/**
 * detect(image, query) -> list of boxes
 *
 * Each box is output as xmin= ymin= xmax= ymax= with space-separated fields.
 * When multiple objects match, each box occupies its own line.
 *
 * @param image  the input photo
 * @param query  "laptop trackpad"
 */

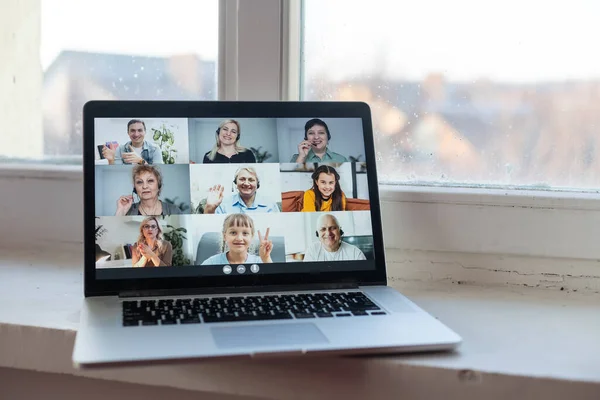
xmin=212 ymin=323 xmax=329 ymax=349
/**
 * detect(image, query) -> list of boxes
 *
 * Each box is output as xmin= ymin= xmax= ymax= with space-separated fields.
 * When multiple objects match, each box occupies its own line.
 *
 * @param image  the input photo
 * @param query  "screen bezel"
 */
xmin=84 ymin=101 xmax=387 ymax=296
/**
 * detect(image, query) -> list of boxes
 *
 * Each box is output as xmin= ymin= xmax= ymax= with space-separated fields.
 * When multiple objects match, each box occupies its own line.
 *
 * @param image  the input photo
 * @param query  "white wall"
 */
xmin=95 ymin=165 xmax=191 ymax=216
xmin=283 ymin=211 xmax=373 ymax=256
xmin=357 ymin=172 xmax=369 ymax=199
xmin=280 ymin=213 xmax=311 ymax=255
xmin=279 ymin=163 xmax=363 ymax=199
xmin=190 ymin=213 xmax=286 ymax=261
xmin=96 ymin=216 xmax=140 ymax=260
xmin=94 ymin=118 xmax=190 ymax=163
xmin=188 ymin=118 xmax=280 ymax=163
xmin=189 ymin=163 xmax=281 ymax=210
xmin=276 ymin=118 xmax=365 ymax=162
xmin=178 ymin=215 xmax=196 ymax=264
xmin=2 ymin=0 xmax=42 ymax=158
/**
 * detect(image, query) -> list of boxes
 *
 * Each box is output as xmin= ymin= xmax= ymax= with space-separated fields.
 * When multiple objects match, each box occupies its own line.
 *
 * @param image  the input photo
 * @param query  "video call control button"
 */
xmin=250 ymin=264 xmax=260 ymax=273
xmin=222 ymin=265 xmax=232 ymax=275
xmin=237 ymin=265 xmax=246 ymax=274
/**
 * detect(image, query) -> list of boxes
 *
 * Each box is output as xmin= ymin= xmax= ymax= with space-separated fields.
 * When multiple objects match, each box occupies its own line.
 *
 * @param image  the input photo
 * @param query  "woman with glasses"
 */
xmin=132 ymin=216 xmax=173 ymax=267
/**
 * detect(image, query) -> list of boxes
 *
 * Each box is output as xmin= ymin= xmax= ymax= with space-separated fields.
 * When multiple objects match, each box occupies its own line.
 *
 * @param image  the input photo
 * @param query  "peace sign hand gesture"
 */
xmin=258 ymin=228 xmax=273 ymax=263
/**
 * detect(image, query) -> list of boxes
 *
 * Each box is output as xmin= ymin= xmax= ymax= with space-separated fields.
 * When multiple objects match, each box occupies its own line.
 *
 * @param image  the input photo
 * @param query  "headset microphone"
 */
xmin=132 ymin=188 xmax=140 ymax=204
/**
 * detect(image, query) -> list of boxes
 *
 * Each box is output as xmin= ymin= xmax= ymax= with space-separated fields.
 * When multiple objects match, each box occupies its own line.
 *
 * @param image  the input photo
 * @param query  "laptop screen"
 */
xmin=93 ymin=115 xmax=377 ymax=280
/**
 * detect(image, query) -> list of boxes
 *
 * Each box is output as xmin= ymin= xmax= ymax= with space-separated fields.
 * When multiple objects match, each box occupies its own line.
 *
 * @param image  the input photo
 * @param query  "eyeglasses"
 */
xmin=143 ymin=224 xmax=158 ymax=230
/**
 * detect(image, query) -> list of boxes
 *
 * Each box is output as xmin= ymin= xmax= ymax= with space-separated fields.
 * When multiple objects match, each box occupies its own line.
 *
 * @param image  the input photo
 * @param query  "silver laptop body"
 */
xmin=73 ymin=101 xmax=461 ymax=368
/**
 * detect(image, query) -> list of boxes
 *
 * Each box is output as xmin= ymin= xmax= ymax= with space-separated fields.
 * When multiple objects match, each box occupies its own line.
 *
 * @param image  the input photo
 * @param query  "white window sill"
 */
xmin=1 ymin=248 xmax=599 ymax=398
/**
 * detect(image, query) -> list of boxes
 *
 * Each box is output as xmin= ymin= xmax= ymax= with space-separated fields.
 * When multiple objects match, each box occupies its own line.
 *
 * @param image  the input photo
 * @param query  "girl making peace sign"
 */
xmin=201 ymin=214 xmax=273 ymax=265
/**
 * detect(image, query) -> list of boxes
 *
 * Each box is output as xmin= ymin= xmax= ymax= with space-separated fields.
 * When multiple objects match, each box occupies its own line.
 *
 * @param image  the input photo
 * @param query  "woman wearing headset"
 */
xmin=290 ymin=118 xmax=348 ymax=163
xmin=203 ymin=120 xmax=257 ymax=163
xmin=115 ymin=165 xmax=182 ymax=216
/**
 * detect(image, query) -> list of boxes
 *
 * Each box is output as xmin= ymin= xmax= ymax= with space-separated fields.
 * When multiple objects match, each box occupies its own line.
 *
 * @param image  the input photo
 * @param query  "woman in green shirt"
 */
xmin=290 ymin=119 xmax=348 ymax=163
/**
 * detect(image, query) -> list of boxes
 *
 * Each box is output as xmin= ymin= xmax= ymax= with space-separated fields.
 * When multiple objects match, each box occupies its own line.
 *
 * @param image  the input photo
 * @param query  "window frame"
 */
xmin=2 ymin=0 xmax=600 ymax=265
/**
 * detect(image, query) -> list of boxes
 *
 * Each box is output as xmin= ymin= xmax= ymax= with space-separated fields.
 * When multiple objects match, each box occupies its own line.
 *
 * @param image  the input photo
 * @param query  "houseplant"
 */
xmin=95 ymin=217 xmax=107 ymax=240
xmin=95 ymin=217 xmax=110 ymax=261
xmin=152 ymin=124 xmax=177 ymax=164
xmin=250 ymin=146 xmax=272 ymax=163
xmin=163 ymin=197 xmax=190 ymax=213
xmin=163 ymin=225 xmax=191 ymax=266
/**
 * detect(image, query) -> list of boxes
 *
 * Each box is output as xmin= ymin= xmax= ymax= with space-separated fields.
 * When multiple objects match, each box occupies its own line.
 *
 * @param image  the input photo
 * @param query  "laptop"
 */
xmin=73 ymin=100 xmax=461 ymax=368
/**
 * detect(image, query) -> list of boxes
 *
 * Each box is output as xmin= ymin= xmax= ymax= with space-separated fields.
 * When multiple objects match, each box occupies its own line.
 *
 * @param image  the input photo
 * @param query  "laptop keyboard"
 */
xmin=122 ymin=292 xmax=386 ymax=327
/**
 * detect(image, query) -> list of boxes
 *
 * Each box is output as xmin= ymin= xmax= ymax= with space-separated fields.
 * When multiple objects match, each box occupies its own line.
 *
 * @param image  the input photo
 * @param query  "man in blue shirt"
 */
xmin=101 ymin=119 xmax=164 ymax=165
xmin=203 ymin=167 xmax=280 ymax=214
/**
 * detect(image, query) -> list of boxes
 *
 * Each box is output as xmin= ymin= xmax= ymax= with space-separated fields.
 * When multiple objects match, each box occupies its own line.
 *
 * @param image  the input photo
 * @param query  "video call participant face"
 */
xmin=134 ymin=170 xmax=160 ymax=201
xmin=140 ymin=217 xmax=161 ymax=242
xmin=128 ymin=121 xmax=146 ymax=147
xmin=302 ymin=165 xmax=345 ymax=212
xmin=219 ymin=214 xmax=273 ymax=264
xmin=224 ymin=218 xmax=254 ymax=255
xmin=203 ymin=167 xmax=263 ymax=214
xmin=235 ymin=168 xmax=259 ymax=198
xmin=294 ymin=118 xmax=349 ymax=163
xmin=116 ymin=165 xmax=166 ymax=216
xmin=305 ymin=122 xmax=329 ymax=153
xmin=217 ymin=121 xmax=240 ymax=147
xmin=317 ymin=214 xmax=342 ymax=251
xmin=315 ymin=171 xmax=337 ymax=199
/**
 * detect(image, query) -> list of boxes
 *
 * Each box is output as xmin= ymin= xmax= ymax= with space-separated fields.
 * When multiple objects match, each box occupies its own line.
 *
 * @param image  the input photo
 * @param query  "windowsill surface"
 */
xmin=1 ymin=247 xmax=599 ymax=399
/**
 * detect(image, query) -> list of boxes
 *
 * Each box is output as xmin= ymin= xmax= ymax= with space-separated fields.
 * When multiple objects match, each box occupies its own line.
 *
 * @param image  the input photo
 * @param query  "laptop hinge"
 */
xmin=118 ymin=283 xmax=360 ymax=298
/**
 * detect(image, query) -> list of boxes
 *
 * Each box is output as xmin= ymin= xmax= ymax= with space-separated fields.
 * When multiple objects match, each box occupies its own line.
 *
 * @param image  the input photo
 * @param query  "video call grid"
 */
xmin=94 ymin=117 xmax=375 ymax=270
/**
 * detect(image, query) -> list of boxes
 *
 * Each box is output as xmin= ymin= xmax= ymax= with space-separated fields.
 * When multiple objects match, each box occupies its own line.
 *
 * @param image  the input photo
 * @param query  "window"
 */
xmin=301 ymin=0 xmax=600 ymax=190
xmin=2 ymin=0 xmax=218 ymax=164
xmin=3 ymin=0 xmax=600 ymax=263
